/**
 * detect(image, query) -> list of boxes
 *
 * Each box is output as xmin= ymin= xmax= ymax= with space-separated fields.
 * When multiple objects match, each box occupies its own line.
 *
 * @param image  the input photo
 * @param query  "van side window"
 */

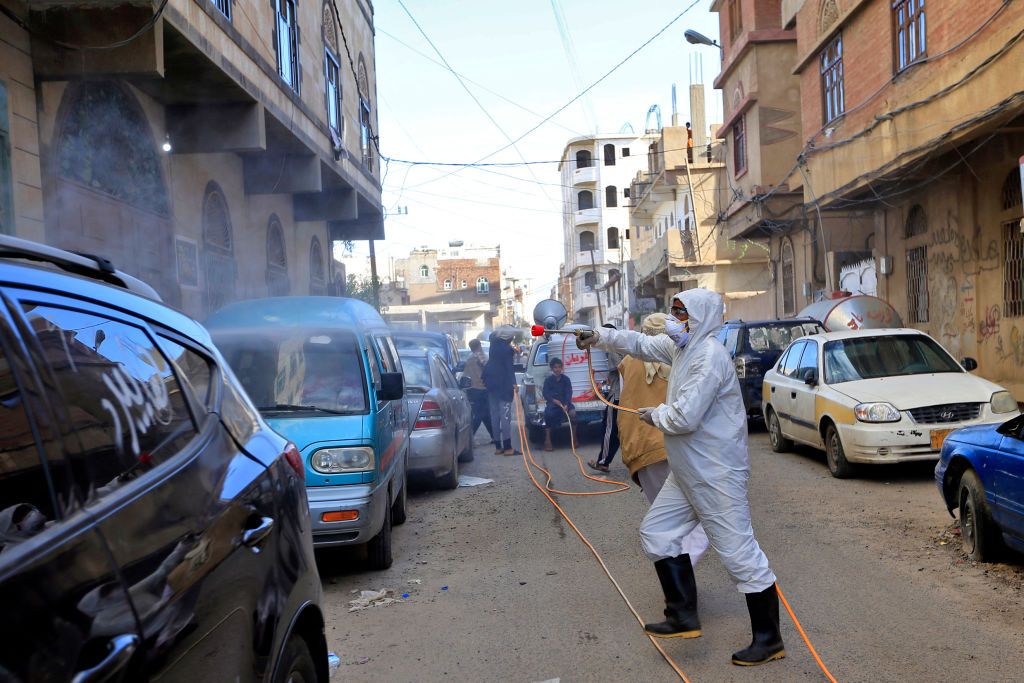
xmin=22 ymin=305 xmax=198 ymax=503
xmin=365 ymin=343 xmax=381 ymax=388
xmin=0 ymin=340 xmax=58 ymax=548
xmin=373 ymin=336 xmax=398 ymax=374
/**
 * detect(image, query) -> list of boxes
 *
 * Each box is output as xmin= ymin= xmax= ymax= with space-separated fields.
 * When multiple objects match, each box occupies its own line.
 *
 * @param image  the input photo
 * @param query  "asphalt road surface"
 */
xmin=317 ymin=424 xmax=1024 ymax=682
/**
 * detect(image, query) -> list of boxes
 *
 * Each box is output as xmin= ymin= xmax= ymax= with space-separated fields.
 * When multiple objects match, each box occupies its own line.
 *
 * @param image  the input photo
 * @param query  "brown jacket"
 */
xmin=616 ymin=356 xmax=668 ymax=480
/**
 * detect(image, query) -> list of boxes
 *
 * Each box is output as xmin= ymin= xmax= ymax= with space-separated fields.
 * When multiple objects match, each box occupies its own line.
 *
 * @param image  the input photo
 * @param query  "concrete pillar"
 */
xmin=689 ymin=84 xmax=707 ymax=149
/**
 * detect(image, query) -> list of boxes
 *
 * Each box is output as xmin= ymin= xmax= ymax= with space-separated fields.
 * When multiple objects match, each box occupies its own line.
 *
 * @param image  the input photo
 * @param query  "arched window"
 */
xmin=579 ymin=230 xmax=595 ymax=251
xmin=605 ymin=185 xmax=618 ymax=208
xmin=607 ymin=227 xmax=620 ymax=249
xmin=577 ymin=190 xmax=594 ymax=211
xmin=1002 ymin=168 xmax=1023 ymax=212
xmin=266 ymin=215 xmax=289 ymax=296
xmin=357 ymin=54 xmax=373 ymax=170
xmin=202 ymin=181 xmax=236 ymax=314
xmin=781 ymin=238 xmax=795 ymax=316
xmin=603 ymin=143 xmax=616 ymax=166
xmin=443 ymin=278 xmax=453 ymax=290
xmin=323 ymin=3 xmax=342 ymax=135
xmin=309 ymin=236 xmax=326 ymax=295
xmin=575 ymin=149 xmax=592 ymax=169
xmin=905 ymin=204 xmax=927 ymax=238
xmin=420 ymin=264 xmax=430 ymax=278
xmin=584 ymin=271 xmax=597 ymax=289
xmin=609 ymin=269 xmax=621 ymax=303
xmin=476 ymin=276 xmax=489 ymax=293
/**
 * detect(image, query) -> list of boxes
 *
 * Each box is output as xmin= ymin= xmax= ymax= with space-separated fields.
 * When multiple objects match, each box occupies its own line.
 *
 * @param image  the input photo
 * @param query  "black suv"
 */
xmin=716 ymin=318 xmax=824 ymax=421
xmin=0 ymin=236 xmax=329 ymax=682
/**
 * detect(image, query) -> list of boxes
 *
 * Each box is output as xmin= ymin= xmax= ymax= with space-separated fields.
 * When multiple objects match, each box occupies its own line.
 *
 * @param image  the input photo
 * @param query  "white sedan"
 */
xmin=761 ymin=328 xmax=1019 ymax=478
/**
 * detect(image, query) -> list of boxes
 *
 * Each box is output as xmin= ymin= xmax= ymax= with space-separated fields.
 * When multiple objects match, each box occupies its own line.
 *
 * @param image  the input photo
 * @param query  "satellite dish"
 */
xmin=532 ymin=299 xmax=568 ymax=331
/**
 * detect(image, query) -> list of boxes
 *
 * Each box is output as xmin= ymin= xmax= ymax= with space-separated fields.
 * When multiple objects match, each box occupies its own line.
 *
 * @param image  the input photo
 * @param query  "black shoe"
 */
xmin=731 ymin=584 xmax=786 ymax=666
xmin=643 ymin=555 xmax=701 ymax=639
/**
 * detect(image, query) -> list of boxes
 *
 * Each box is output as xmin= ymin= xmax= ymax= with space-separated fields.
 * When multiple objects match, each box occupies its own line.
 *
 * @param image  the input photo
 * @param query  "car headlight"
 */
xmin=991 ymin=391 xmax=1018 ymax=414
xmin=310 ymin=447 xmax=375 ymax=473
xmin=854 ymin=402 xmax=901 ymax=423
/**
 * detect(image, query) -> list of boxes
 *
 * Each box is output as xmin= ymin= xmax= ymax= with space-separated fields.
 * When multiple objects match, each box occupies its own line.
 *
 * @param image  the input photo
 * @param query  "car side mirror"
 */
xmin=962 ymin=357 xmax=978 ymax=372
xmin=378 ymin=372 xmax=404 ymax=401
xmin=513 ymin=363 xmax=526 ymax=373
xmin=803 ymin=369 xmax=818 ymax=386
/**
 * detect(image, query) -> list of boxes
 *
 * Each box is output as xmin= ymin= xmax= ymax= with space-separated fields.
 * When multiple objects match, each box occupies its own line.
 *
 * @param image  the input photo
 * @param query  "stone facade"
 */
xmin=0 ymin=0 xmax=383 ymax=319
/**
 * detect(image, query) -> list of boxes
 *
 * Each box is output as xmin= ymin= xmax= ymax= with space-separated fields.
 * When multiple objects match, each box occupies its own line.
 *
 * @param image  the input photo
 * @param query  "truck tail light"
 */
xmin=415 ymin=400 xmax=444 ymax=429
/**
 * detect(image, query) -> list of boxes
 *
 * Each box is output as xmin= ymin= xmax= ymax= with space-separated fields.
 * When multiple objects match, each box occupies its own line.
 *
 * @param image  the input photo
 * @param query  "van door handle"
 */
xmin=241 ymin=516 xmax=275 ymax=550
xmin=770 ymin=387 xmax=775 ymax=393
xmin=72 ymin=634 xmax=139 ymax=683
xmin=791 ymin=391 xmax=797 ymax=399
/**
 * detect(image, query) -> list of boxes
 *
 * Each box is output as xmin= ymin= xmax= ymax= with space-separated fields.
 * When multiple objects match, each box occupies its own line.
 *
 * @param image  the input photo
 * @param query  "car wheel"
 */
xmin=366 ymin=499 xmax=393 ymax=570
xmin=824 ymin=423 xmax=855 ymax=478
xmin=767 ymin=408 xmax=792 ymax=453
xmin=458 ymin=426 xmax=475 ymax=463
xmin=437 ymin=447 xmax=459 ymax=490
xmin=391 ymin=476 xmax=408 ymax=526
xmin=273 ymin=635 xmax=317 ymax=683
xmin=959 ymin=469 xmax=1001 ymax=562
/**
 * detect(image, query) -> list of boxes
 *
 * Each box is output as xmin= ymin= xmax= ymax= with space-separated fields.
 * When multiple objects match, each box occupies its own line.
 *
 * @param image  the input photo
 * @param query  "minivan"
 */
xmin=207 ymin=297 xmax=409 ymax=569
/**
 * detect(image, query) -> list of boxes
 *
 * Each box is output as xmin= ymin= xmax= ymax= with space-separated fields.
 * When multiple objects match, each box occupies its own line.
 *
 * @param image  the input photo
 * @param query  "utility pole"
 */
xmin=589 ymin=249 xmax=605 ymax=326
xmin=369 ymin=239 xmax=380 ymax=310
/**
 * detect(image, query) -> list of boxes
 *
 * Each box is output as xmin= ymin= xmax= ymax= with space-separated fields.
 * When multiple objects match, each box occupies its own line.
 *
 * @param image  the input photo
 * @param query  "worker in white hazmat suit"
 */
xmin=577 ymin=288 xmax=784 ymax=666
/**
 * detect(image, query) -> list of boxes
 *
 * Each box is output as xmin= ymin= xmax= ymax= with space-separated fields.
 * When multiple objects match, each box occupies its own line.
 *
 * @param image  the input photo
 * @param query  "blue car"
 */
xmin=936 ymin=414 xmax=1024 ymax=561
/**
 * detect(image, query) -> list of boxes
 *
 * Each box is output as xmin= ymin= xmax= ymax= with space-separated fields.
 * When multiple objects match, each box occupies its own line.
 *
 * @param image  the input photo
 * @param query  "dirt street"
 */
xmin=318 ymin=426 xmax=1024 ymax=682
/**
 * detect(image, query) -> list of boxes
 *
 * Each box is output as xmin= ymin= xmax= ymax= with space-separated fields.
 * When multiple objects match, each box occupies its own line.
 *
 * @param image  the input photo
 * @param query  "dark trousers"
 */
xmin=466 ymin=388 xmax=493 ymax=441
xmin=596 ymin=401 xmax=620 ymax=466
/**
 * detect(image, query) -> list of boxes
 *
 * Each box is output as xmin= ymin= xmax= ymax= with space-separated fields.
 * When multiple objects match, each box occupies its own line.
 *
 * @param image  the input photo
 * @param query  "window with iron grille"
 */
xmin=781 ymin=239 xmax=795 ymax=316
xmin=905 ymin=204 xmax=927 ymax=237
xmin=906 ymin=246 xmax=929 ymax=323
xmin=733 ymin=114 xmax=747 ymax=176
xmin=1003 ymin=169 xmax=1024 ymax=317
xmin=893 ymin=0 xmax=926 ymax=72
xmin=275 ymin=0 xmax=299 ymax=92
xmin=728 ymin=0 xmax=743 ymax=41
xmin=211 ymin=0 xmax=231 ymax=20
xmin=357 ymin=56 xmax=373 ymax=171
xmin=820 ymin=34 xmax=844 ymax=124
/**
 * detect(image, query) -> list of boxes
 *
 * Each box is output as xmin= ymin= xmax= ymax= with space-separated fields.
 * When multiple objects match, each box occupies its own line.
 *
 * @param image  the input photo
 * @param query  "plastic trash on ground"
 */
xmin=458 ymin=475 xmax=494 ymax=487
xmin=347 ymin=589 xmax=403 ymax=612
xmin=327 ymin=652 xmax=341 ymax=678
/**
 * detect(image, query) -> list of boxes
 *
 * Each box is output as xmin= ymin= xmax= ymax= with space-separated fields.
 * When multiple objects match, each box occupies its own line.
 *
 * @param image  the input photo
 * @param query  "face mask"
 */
xmin=665 ymin=317 xmax=690 ymax=348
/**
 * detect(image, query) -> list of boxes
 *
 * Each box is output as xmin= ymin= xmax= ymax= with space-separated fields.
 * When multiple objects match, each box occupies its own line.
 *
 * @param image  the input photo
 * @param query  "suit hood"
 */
xmin=674 ymin=289 xmax=724 ymax=348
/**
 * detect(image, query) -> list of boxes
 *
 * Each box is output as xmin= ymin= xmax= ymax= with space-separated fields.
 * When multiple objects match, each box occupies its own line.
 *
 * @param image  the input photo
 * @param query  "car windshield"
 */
xmin=212 ymin=328 xmax=368 ymax=414
xmin=823 ymin=334 xmax=963 ymax=383
xmin=394 ymin=335 xmax=447 ymax=358
xmin=401 ymin=356 xmax=432 ymax=389
xmin=532 ymin=343 xmax=549 ymax=366
xmin=746 ymin=323 xmax=823 ymax=352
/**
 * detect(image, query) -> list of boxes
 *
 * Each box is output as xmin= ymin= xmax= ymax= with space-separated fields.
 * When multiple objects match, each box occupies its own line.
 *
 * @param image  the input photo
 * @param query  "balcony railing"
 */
xmin=574 ymin=208 xmax=600 ymax=226
xmin=572 ymin=166 xmax=598 ymax=186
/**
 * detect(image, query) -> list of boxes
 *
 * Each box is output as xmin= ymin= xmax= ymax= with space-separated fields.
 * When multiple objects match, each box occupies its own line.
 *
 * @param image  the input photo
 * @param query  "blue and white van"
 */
xmin=206 ymin=297 xmax=409 ymax=569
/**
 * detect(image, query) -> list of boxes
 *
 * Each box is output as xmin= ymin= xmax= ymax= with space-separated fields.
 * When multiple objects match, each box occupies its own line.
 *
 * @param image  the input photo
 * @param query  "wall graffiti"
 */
xmin=978 ymin=305 xmax=1001 ymax=343
xmin=996 ymin=326 xmax=1024 ymax=366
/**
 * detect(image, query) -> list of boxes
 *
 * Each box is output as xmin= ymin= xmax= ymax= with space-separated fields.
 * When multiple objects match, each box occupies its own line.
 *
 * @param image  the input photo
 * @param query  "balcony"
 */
xmin=574 ymin=208 xmax=600 ymax=226
xmin=572 ymin=166 xmax=597 ymax=186
xmin=575 ymin=249 xmax=605 ymax=264
xmin=574 ymin=290 xmax=599 ymax=312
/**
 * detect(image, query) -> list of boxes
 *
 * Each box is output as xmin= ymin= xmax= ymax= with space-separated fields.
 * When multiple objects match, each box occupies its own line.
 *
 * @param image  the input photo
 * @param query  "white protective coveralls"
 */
xmin=596 ymin=289 xmax=776 ymax=593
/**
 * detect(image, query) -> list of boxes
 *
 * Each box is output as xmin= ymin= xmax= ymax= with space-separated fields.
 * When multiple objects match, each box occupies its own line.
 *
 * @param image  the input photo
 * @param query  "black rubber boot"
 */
xmin=731 ymin=584 xmax=786 ymax=666
xmin=643 ymin=555 xmax=701 ymax=638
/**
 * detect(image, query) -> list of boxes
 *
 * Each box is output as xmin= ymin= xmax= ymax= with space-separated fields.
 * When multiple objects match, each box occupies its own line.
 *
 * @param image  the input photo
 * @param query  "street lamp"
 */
xmin=684 ymin=29 xmax=723 ymax=59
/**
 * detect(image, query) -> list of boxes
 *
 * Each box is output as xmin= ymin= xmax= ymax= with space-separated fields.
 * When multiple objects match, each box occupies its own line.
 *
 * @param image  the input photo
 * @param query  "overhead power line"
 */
xmin=404 ymin=0 xmax=704 ymax=191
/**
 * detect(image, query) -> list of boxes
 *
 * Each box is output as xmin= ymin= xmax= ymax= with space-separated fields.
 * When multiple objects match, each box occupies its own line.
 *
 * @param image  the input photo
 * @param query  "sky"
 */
xmin=348 ymin=0 xmax=723 ymax=315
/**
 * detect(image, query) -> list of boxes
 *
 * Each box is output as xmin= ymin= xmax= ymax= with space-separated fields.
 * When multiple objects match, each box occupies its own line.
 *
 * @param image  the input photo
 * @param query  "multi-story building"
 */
xmin=783 ymin=0 xmax=1024 ymax=397
xmin=558 ymin=133 xmax=656 ymax=329
xmin=629 ymin=118 xmax=771 ymax=320
xmin=0 ymin=0 xmax=383 ymax=319
xmin=386 ymin=244 xmax=502 ymax=343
